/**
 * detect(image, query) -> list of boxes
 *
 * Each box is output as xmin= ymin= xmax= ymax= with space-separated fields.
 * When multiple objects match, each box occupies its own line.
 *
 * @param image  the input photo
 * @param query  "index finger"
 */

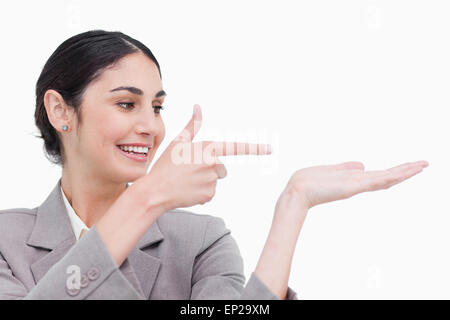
xmin=205 ymin=141 xmax=273 ymax=156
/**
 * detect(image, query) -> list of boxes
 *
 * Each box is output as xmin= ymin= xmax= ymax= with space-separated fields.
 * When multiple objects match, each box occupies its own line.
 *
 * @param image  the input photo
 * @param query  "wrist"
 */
xmin=128 ymin=179 xmax=172 ymax=217
xmin=275 ymin=186 xmax=310 ymax=218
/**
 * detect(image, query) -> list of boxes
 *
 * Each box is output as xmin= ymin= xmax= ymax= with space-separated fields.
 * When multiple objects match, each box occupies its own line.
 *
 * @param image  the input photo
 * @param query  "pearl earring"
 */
xmin=62 ymin=125 xmax=69 ymax=131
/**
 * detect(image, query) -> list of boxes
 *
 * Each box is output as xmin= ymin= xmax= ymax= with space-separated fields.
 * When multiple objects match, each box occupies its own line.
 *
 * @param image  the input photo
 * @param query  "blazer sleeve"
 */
xmin=0 ymin=225 xmax=144 ymax=300
xmin=190 ymin=216 xmax=298 ymax=300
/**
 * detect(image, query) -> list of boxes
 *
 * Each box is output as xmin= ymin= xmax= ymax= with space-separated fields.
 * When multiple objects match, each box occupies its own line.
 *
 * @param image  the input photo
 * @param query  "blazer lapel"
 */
xmin=26 ymin=178 xmax=165 ymax=299
xmin=26 ymin=178 xmax=77 ymax=283
xmin=127 ymin=220 xmax=164 ymax=299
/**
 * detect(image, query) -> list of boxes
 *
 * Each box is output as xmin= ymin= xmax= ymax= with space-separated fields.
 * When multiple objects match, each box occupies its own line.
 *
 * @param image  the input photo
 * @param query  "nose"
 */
xmin=135 ymin=105 xmax=162 ymax=137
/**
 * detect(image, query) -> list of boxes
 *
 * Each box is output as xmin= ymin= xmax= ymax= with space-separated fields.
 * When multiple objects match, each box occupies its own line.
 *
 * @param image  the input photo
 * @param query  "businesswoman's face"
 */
xmin=57 ymin=52 xmax=166 ymax=183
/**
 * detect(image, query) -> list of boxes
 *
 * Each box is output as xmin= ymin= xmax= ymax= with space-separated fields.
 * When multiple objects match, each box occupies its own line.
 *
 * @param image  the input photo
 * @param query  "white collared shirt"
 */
xmin=60 ymin=183 xmax=130 ymax=241
xmin=60 ymin=186 xmax=89 ymax=241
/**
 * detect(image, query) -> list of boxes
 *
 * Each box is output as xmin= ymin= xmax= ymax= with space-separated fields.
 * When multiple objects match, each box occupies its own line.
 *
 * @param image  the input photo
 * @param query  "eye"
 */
xmin=153 ymin=105 xmax=165 ymax=114
xmin=117 ymin=102 xmax=135 ymax=110
xmin=117 ymin=102 xmax=164 ymax=114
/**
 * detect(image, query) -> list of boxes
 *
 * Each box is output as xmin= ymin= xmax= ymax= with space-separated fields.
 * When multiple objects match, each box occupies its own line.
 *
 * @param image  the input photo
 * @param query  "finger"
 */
xmin=386 ymin=162 xmax=427 ymax=187
xmin=174 ymin=104 xmax=202 ymax=143
xmin=214 ymin=162 xmax=228 ymax=179
xmin=386 ymin=160 xmax=429 ymax=173
xmin=335 ymin=161 xmax=365 ymax=171
xmin=361 ymin=162 xmax=427 ymax=192
xmin=201 ymin=141 xmax=272 ymax=156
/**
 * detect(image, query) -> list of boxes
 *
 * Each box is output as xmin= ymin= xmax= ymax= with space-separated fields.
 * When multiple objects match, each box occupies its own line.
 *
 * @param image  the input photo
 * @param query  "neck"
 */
xmin=60 ymin=166 xmax=128 ymax=228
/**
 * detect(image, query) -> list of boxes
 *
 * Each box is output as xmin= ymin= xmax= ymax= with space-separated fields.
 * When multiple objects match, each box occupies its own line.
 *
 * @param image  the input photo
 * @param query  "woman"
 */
xmin=0 ymin=30 xmax=428 ymax=300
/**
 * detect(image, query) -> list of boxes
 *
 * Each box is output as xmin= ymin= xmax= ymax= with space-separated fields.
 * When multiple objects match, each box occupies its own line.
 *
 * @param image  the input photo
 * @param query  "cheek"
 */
xmin=155 ymin=121 xmax=166 ymax=147
xmin=89 ymin=113 xmax=126 ymax=151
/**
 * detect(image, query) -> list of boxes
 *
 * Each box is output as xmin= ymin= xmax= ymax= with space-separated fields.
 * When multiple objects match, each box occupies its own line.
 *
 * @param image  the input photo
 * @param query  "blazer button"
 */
xmin=87 ymin=267 xmax=100 ymax=281
xmin=65 ymin=286 xmax=80 ymax=297
xmin=80 ymin=274 xmax=89 ymax=288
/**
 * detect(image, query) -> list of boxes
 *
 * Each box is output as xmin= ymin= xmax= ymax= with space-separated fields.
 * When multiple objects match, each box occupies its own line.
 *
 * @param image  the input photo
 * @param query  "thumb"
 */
xmin=174 ymin=104 xmax=203 ymax=143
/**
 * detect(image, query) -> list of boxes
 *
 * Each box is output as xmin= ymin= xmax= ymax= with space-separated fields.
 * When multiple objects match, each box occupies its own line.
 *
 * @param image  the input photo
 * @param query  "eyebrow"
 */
xmin=109 ymin=86 xmax=166 ymax=98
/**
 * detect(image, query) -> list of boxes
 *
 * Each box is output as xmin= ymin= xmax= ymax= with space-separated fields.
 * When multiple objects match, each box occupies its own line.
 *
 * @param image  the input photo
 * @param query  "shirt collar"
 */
xmin=59 ymin=183 xmax=130 ymax=241
xmin=60 ymin=185 xmax=89 ymax=241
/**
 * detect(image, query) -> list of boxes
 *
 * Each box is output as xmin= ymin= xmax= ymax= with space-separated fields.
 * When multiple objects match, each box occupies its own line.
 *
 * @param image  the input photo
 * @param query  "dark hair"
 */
xmin=34 ymin=29 xmax=162 ymax=166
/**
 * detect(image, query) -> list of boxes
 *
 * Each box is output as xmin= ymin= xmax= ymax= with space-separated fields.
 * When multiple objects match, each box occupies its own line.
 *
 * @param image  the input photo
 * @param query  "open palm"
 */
xmin=283 ymin=161 xmax=429 ymax=210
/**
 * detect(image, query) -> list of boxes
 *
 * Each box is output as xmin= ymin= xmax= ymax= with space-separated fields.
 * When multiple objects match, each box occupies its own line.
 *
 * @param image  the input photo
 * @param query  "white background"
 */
xmin=0 ymin=0 xmax=448 ymax=299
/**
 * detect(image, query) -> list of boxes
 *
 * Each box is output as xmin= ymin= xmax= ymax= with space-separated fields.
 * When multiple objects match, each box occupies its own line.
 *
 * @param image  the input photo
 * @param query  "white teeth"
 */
xmin=119 ymin=145 xmax=149 ymax=153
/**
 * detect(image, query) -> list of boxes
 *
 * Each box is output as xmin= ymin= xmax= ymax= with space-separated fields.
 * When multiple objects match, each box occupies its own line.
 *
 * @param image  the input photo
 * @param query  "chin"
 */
xmin=127 ymin=169 xmax=148 ymax=181
xmin=109 ymin=167 xmax=146 ymax=184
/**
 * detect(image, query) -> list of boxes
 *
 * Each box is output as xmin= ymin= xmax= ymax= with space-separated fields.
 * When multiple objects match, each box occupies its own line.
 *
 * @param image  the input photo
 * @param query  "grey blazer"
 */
xmin=0 ymin=178 xmax=298 ymax=300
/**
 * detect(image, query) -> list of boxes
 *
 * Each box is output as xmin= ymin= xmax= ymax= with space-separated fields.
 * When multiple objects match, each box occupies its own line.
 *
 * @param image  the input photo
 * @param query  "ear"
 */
xmin=43 ymin=89 xmax=76 ymax=133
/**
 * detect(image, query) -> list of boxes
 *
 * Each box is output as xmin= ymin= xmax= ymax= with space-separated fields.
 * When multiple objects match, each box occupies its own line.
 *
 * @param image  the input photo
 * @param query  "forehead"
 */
xmin=87 ymin=52 xmax=162 ymax=96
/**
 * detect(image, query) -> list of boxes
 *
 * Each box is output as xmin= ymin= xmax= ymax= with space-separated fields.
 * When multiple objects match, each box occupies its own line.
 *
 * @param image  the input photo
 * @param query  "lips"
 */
xmin=117 ymin=145 xmax=148 ymax=154
xmin=116 ymin=145 xmax=149 ymax=162
xmin=116 ymin=143 xmax=153 ymax=148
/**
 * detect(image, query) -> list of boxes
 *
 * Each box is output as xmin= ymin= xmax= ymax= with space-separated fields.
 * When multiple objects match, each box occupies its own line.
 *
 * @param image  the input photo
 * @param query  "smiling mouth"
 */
xmin=116 ymin=145 xmax=151 ymax=162
xmin=116 ymin=145 xmax=150 ymax=156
